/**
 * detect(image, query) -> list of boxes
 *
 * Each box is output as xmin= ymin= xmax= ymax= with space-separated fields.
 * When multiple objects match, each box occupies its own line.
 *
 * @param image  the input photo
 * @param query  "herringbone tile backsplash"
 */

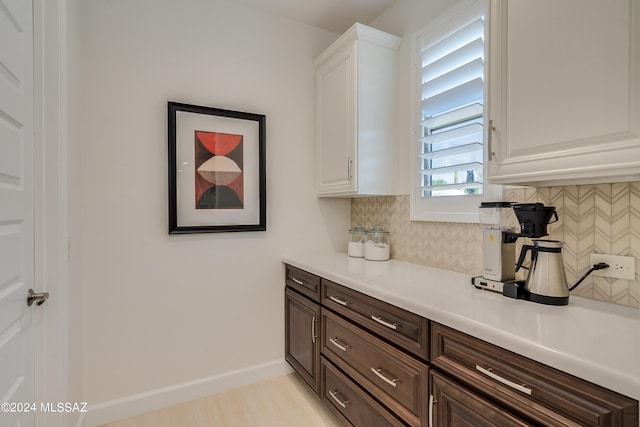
xmin=352 ymin=183 xmax=640 ymax=307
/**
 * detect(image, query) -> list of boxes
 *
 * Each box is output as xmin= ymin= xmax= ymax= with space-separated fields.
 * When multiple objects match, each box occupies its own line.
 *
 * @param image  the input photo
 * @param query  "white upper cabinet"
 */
xmin=488 ymin=0 xmax=640 ymax=185
xmin=314 ymin=24 xmax=401 ymax=197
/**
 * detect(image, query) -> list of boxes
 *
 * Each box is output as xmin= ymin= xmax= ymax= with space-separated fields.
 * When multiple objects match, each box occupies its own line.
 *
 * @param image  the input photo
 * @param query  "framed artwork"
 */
xmin=168 ymin=101 xmax=266 ymax=234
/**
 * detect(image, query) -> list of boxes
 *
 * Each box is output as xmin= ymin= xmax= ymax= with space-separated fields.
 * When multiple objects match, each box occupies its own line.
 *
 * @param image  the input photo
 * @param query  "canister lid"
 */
xmin=348 ymin=224 xmax=366 ymax=233
xmin=367 ymin=224 xmax=389 ymax=235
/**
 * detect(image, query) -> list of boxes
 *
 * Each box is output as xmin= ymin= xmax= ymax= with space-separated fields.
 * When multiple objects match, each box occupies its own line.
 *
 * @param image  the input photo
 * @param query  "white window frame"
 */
xmin=409 ymin=0 xmax=501 ymax=223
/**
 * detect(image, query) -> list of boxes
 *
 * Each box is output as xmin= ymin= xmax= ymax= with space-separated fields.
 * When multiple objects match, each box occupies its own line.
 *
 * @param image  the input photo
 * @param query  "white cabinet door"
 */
xmin=315 ymin=24 xmax=400 ymax=197
xmin=316 ymin=44 xmax=356 ymax=195
xmin=488 ymin=0 xmax=640 ymax=185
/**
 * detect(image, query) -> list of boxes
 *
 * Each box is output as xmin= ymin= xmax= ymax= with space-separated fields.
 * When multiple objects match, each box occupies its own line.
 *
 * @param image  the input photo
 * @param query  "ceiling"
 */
xmin=233 ymin=0 xmax=397 ymax=34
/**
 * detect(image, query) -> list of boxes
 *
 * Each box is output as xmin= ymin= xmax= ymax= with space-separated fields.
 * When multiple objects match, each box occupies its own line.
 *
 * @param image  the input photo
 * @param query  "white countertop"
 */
xmin=282 ymin=252 xmax=640 ymax=401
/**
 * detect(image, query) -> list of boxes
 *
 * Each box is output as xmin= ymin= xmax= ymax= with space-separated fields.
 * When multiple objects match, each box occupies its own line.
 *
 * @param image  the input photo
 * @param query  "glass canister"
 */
xmin=364 ymin=224 xmax=390 ymax=261
xmin=347 ymin=224 xmax=367 ymax=257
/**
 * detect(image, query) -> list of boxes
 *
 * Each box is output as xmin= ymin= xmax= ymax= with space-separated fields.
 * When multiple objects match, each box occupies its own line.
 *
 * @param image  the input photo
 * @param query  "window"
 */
xmin=410 ymin=0 xmax=500 ymax=223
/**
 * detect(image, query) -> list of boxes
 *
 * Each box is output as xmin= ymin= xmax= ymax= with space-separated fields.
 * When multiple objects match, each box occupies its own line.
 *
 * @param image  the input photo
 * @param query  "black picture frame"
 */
xmin=168 ymin=101 xmax=266 ymax=234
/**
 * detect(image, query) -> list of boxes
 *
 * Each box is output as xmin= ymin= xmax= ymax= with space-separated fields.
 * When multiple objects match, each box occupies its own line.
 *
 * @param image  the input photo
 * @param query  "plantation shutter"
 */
xmin=419 ymin=13 xmax=485 ymax=197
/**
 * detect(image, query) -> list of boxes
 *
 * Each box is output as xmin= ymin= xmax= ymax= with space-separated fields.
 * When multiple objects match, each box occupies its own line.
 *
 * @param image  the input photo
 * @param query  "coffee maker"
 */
xmin=474 ymin=202 xmax=517 ymax=292
xmin=473 ymin=202 xmax=558 ymax=295
xmin=474 ymin=202 xmax=606 ymax=305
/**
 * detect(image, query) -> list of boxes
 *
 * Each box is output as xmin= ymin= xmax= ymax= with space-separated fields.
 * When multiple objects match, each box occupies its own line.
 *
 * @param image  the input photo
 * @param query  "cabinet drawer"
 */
xmin=322 ymin=279 xmax=429 ymax=360
xmin=321 ymin=357 xmax=407 ymax=427
xmin=431 ymin=322 xmax=639 ymax=427
xmin=322 ymin=309 xmax=428 ymax=427
xmin=429 ymin=370 xmax=533 ymax=427
xmin=285 ymin=264 xmax=321 ymax=302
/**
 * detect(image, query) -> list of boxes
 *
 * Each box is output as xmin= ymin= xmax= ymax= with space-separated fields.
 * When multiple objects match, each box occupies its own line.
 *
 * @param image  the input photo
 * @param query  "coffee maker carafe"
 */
xmin=515 ymin=239 xmax=569 ymax=305
xmin=508 ymin=203 xmax=574 ymax=305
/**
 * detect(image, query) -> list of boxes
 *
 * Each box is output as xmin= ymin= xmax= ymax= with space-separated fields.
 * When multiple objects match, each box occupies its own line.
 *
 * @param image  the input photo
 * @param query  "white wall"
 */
xmin=371 ymin=0 xmax=466 ymax=194
xmin=72 ymin=0 xmax=349 ymax=405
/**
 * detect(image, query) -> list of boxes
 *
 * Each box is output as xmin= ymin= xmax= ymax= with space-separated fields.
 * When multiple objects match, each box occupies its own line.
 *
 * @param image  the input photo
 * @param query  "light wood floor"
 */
xmin=100 ymin=374 xmax=343 ymax=427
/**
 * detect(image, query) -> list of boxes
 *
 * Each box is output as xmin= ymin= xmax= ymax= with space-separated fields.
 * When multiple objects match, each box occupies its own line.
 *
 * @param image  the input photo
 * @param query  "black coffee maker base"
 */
xmin=527 ymin=292 xmax=569 ymax=306
xmin=502 ymin=281 xmax=569 ymax=306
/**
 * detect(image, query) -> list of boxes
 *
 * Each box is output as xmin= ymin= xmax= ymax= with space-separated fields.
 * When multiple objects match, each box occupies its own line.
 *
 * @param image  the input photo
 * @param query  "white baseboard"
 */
xmin=77 ymin=359 xmax=293 ymax=427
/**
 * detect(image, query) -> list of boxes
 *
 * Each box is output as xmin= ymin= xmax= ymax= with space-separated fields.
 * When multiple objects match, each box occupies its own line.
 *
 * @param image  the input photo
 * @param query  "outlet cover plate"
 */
xmin=589 ymin=253 xmax=636 ymax=280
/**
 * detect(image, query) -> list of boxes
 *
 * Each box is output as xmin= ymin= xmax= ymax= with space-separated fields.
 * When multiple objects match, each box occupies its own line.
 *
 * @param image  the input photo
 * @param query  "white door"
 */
xmin=0 ymin=0 xmax=37 ymax=426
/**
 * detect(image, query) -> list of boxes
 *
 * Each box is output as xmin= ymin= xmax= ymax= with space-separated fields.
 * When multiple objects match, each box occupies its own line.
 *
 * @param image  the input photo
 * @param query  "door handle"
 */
xmin=311 ymin=315 xmax=317 ymax=344
xmin=429 ymin=394 xmax=437 ymax=427
xmin=27 ymin=289 xmax=49 ymax=307
xmin=488 ymin=119 xmax=496 ymax=161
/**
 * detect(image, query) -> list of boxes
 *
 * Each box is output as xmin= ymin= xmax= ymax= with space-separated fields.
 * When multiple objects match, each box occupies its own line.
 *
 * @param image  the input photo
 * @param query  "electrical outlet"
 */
xmin=589 ymin=253 xmax=636 ymax=280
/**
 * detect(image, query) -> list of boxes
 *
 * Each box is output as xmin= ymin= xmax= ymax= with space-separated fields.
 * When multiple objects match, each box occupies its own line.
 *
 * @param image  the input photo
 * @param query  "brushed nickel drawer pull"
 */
xmin=329 ymin=337 xmax=349 ymax=352
xmin=329 ymin=295 xmax=348 ymax=306
xmin=291 ymin=277 xmax=305 ymax=286
xmin=311 ymin=316 xmax=317 ymax=344
xmin=371 ymin=368 xmax=397 ymax=387
xmin=329 ymin=390 xmax=349 ymax=408
xmin=476 ymin=365 xmax=532 ymax=395
xmin=429 ymin=394 xmax=437 ymax=427
xmin=371 ymin=315 xmax=398 ymax=330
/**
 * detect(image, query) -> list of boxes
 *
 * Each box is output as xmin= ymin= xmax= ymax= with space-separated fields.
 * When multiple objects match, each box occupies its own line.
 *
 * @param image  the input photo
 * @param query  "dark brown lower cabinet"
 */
xmin=322 ymin=357 xmax=407 ymax=427
xmin=430 ymin=322 xmax=639 ymax=427
xmin=429 ymin=370 xmax=532 ymax=427
xmin=285 ymin=287 xmax=320 ymax=395
xmin=322 ymin=308 xmax=429 ymax=427
xmin=284 ymin=265 xmax=639 ymax=427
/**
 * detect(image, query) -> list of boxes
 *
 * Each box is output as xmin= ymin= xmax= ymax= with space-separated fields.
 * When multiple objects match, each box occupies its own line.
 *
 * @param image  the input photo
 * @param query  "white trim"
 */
xmin=409 ymin=0 xmax=502 ymax=224
xmin=313 ymin=23 xmax=401 ymax=67
xmin=77 ymin=359 xmax=293 ymax=427
xmin=33 ymin=0 xmax=70 ymax=426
